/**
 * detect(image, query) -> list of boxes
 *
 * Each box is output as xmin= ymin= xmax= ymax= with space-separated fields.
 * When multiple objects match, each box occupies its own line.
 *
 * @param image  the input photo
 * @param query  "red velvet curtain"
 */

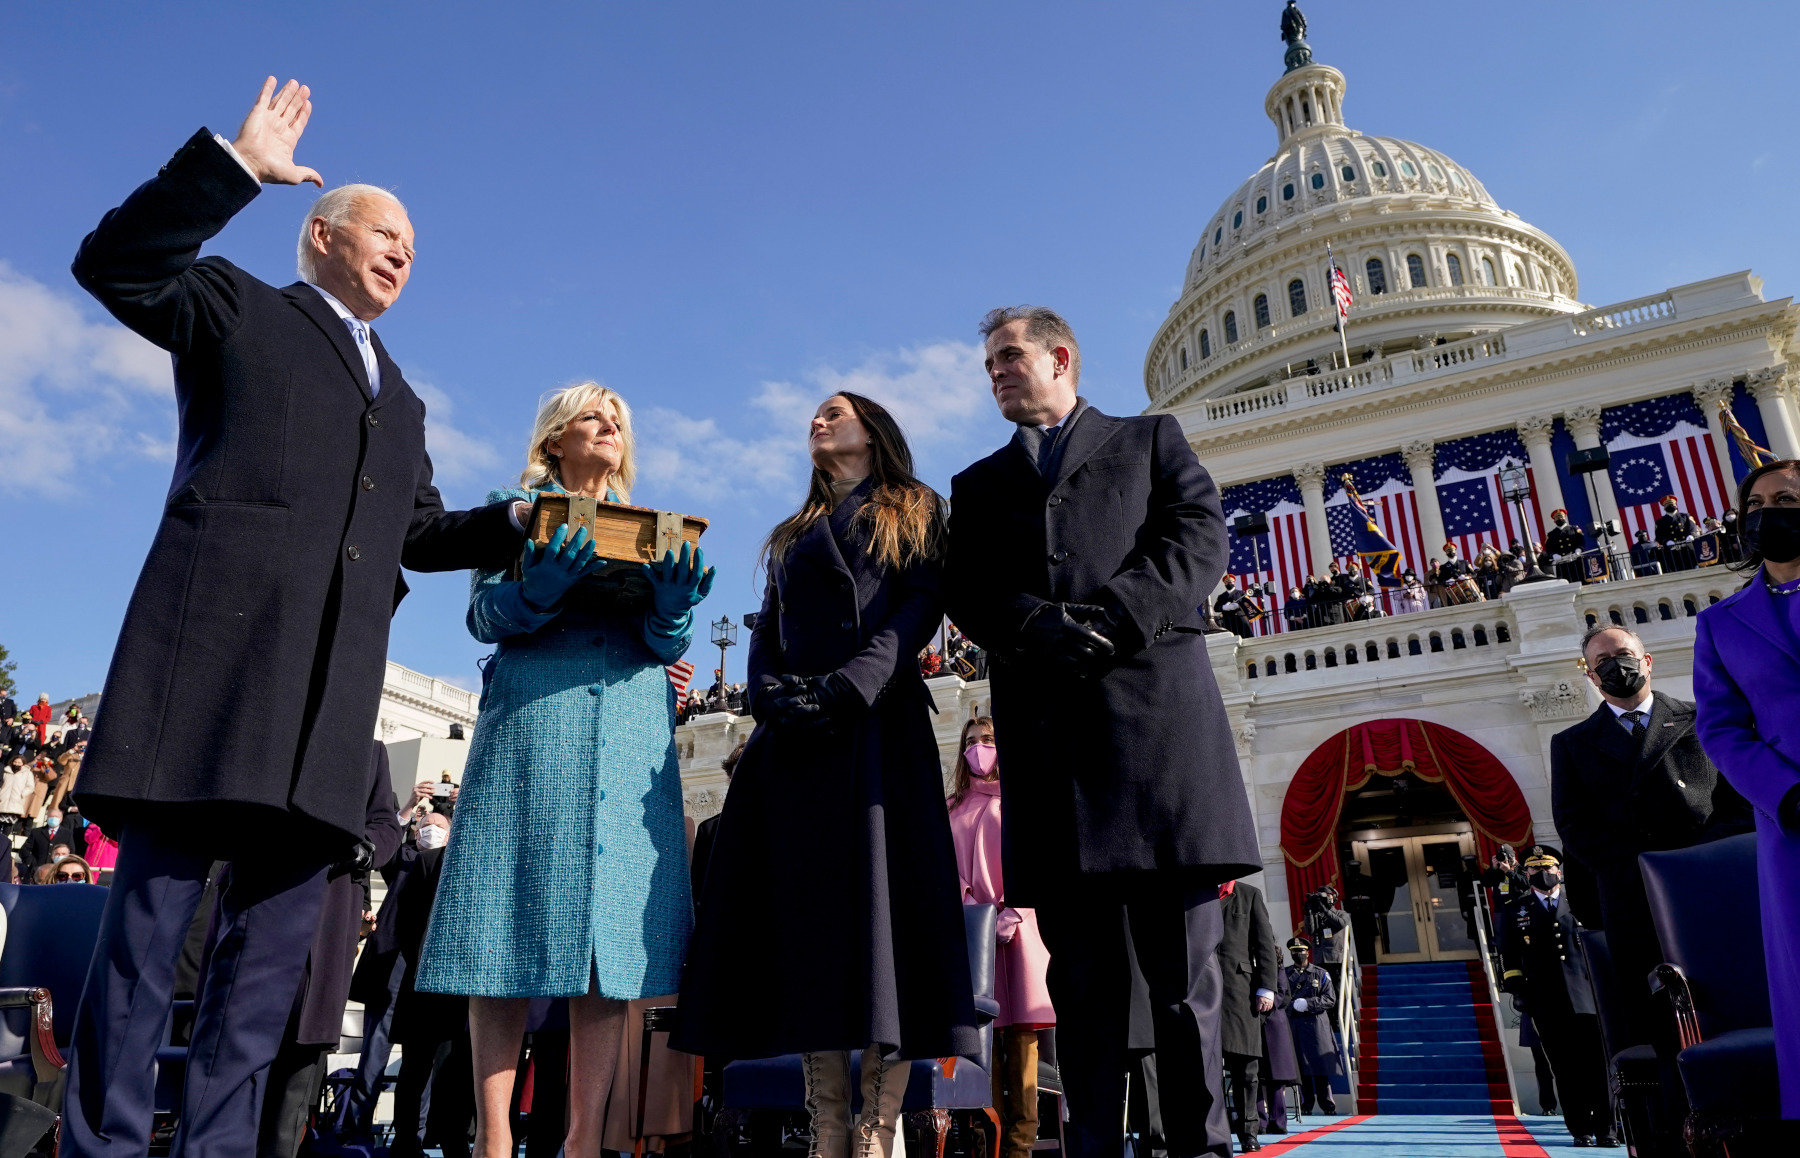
xmin=1279 ymin=718 xmax=1534 ymax=934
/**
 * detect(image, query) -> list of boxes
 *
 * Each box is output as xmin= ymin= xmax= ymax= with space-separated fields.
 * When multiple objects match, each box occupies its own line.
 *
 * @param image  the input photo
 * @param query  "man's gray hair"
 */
xmin=979 ymin=305 xmax=1081 ymax=382
xmin=1580 ymin=622 xmax=1643 ymax=659
xmin=296 ymin=184 xmax=405 ymax=282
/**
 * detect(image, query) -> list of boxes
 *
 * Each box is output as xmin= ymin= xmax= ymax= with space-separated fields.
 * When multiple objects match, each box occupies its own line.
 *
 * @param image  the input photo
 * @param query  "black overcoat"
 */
xmin=291 ymin=743 xmax=403 ymax=1045
xmin=1217 ymin=883 xmax=1279 ymax=1058
xmin=1283 ymin=964 xmax=1341 ymax=1076
xmin=348 ymin=841 xmax=421 ymax=1008
xmin=389 ymin=845 xmax=465 ymax=1046
xmin=69 ymin=129 xmax=520 ymax=849
xmin=1259 ymin=963 xmax=1299 ymax=1084
xmin=672 ymin=481 xmax=979 ymax=1061
xmin=1550 ymin=692 xmax=1752 ymax=1039
xmin=945 ymin=404 xmax=1258 ymax=904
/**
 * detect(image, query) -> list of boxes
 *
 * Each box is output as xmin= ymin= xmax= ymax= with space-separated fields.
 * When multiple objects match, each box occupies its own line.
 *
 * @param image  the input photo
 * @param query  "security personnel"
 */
xmin=1544 ymin=510 xmax=1588 ymax=582
xmin=1653 ymin=496 xmax=1698 ymax=572
xmin=1283 ymin=937 xmax=1341 ymax=1115
xmin=1215 ymin=575 xmax=1254 ymax=639
xmin=1499 ymin=852 xmax=1618 ymax=1148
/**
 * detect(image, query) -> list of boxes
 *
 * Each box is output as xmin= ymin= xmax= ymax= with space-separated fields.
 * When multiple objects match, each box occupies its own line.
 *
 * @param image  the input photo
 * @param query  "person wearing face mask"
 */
xmin=947 ymin=718 xmax=1054 ymax=1158
xmin=1551 ymin=624 xmax=1751 ymax=1056
xmin=1653 ymin=495 xmax=1699 ymax=572
xmin=1629 ymin=529 xmax=1663 ymax=576
xmin=1693 ymin=457 xmax=1800 ymax=1120
xmin=1499 ymin=851 xmax=1617 ymax=1147
xmin=1545 ymin=509 xmax=1588 ymax=582
xmin=1281 ymin=938 xmax=1340 ymax=1116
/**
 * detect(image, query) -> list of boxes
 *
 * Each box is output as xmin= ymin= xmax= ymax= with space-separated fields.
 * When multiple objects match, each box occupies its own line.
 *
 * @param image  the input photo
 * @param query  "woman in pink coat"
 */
xmin=946 ymin=717 xmax=1054 ymax=1158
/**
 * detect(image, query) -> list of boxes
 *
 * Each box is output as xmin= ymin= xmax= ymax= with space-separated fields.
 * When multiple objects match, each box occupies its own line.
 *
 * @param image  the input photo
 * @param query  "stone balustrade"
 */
xmin=1230 ymin=599 xmax=1519 ymax=689
xmin=1566 ymin=291 xmax=1675 ymax=337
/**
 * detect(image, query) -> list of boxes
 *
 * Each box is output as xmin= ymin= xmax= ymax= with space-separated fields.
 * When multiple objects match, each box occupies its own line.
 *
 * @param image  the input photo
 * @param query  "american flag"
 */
xmin=1223 ymin=476 xmax=1313 ymax=636
xmin=666 ymin=660 xmax=697 ymax=707
xmin=1327 ymin=244 xmax=1353 ymax=319
xmin=1603 ymin=394 xmax=1731 ymax=538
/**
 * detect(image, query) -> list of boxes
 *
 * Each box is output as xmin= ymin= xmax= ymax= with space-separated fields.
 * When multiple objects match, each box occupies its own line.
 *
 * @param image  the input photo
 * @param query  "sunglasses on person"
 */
xmin=54 ymin=869 xmax=88 ymax=883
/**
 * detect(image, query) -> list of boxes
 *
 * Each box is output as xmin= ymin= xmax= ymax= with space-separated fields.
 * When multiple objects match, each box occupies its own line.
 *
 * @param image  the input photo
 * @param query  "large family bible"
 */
xmin=513 ymin=492 xmax=709 ymax=613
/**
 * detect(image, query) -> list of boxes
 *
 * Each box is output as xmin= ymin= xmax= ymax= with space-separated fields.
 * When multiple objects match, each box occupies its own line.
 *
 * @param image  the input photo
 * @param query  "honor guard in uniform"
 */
xmin=1214 ymin=575 xmax=1254 ymax=639
xmin=1283 ymin=937 xmax=1342 ymax=1116
xmin=1544 ymin=509 xmax=1588 ymax=581
xmin=1499 ymin=852 xmax=1618 ymax=1148
xmin=1653 ymin=496 xmax=1698 ymax=572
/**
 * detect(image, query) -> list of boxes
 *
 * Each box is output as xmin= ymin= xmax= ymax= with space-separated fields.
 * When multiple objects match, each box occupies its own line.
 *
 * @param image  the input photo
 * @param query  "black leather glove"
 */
xmin=332 ymin=838 xmax=375 ymax=876
xmin=769 ymin=672 xmax=862 ymax=731
xmin=1018 ymin=603 xmax=1117 ymax=675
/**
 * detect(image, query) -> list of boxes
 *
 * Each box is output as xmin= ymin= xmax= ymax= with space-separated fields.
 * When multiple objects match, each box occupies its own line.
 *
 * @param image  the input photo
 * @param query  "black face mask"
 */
xmin=1552 ymin=518 xmax=1566 ymax=527
xmin=1593 ymin=654 xmax=1648 ymax=699
xmin=1745 ymin=507 xmax=1800 ymax=564
xmin=1529 ymin=869 xmax=1562 ymax=892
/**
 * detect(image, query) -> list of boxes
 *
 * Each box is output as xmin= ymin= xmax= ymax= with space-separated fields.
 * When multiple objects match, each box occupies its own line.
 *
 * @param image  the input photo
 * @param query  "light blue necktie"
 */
xmin=345 ymin=317 xmax=379 ymax=396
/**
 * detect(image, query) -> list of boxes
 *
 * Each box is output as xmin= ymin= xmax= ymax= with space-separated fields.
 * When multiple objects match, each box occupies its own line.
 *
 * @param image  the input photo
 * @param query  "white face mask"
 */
xmin=416 ymin=823 xmax=448 ymax=850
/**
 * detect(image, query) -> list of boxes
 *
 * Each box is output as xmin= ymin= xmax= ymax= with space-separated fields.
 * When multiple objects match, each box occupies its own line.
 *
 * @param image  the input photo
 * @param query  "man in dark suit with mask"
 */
xmin=946 ymin=306 xmax=1259 ymax=1158
xmin=1550 ymin=625 xmax=1752 ymax=1049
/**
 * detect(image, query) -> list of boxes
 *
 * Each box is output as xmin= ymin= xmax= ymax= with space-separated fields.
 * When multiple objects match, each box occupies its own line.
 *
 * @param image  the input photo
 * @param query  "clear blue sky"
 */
xmin=2 ymin=1 xmax=1796 ymax=701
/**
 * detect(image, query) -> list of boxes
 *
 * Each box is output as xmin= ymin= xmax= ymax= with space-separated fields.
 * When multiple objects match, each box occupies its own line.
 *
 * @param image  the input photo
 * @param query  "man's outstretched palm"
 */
xmin=231 ymin=76 xmax=322 ymax=187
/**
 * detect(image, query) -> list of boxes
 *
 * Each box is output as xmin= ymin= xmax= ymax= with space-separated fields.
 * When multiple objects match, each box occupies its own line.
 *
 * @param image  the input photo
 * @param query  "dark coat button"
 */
xmin=367 ymin=414 xmax=380 ymax=428
xmin=1048 ymin=496 xmax=1062 ymax=507
xmin=361 ymin=475 xmax=375 ymax=491
xmin=346 ymin=545 xmax=361 ymax=561
xmin=840 ymin=620 xmax=853 ymax=630
xmin=1050 ymin=550 xmax=1068 ymax=564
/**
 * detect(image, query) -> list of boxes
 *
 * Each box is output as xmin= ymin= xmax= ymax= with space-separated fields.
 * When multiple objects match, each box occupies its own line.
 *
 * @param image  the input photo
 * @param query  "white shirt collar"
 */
xmin=1037 ymin=398 xmax=1081 ymax=435
xmin=306 ymin=282 xmax=359 ymax=324
xmin=1534 ymin=885 xmax=1562 ymax=905
xmin=1604 ymin=690 xmax=1654 ymax=718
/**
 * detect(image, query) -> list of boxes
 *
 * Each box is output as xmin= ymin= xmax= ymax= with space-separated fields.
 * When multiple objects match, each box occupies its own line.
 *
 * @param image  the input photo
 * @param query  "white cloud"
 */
xmin=411 ymin=378 xmax=502 ymax=484
xmin=638 ymin=339 xmax=997 ymax=503
xmin=0 ymin=261 xmax=174 ymax=496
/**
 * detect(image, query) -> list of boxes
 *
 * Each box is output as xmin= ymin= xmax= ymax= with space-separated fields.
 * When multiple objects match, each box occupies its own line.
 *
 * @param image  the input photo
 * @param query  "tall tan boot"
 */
xmin=803 ymin=1051 xmax=853 ymax=1158
xmin=854 ymin=1046 xmax=906 ymax=1158
xmin=995 ymin=1028 xmax=1040 ymax=1158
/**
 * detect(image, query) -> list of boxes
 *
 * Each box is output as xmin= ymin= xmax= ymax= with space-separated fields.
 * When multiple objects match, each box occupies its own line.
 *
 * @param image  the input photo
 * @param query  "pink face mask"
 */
xmin=964 ymin=741 xmax=999 ymax=779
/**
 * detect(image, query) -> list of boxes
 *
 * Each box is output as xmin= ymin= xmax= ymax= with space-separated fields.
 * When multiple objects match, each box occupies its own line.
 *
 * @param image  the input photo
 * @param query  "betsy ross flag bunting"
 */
xmin=1603 ymin=394 xmax=1732 ymax=540
xmin=666 ymin=660 xmax=697 ymax=707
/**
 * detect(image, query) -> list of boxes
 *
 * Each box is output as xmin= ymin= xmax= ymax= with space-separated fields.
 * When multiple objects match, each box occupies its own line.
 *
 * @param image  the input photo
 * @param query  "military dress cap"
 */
xmin=1661 ymin=495 xmax=1677 ymax=503
xmin=1522 ymin=850 xmax=1561 ymax=870
xmin=1550 ymin=508 xmax=1568 ymax=518
xmin=1287 ymin=935 xmax=1312 ymax=953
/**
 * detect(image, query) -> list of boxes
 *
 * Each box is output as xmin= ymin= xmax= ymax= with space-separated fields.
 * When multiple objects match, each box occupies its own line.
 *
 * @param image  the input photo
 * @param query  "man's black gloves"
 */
xmin=768 ymin=672 xmax=863 ymax=731
xmin=1019 ymin=602 xmax=1117 ymax=677
xmin=332 ymin=838 xmax=375 ymax=877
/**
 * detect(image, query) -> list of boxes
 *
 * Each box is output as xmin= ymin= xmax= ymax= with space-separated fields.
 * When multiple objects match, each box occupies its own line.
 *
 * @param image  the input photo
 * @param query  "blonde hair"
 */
xmin=520 ymin=382 xmax=636 ymax=502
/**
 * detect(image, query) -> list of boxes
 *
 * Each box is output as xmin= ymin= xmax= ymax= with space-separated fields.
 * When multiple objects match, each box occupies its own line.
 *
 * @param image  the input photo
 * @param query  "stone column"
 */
xmin=1515 ymin=414 xmax=1566 ymax=531
xmin=1564 ymin=404 xmax=1622 ymax=530
xmin=1693 ymin=378 xmax=1742 ymax=487
xmin=1749 ymin=366 xmax=1800 ymax=460
xmin=1293 ymin=461 xmax=1332 ymax=576
xmin=1400 ymin=439 xmax=1448 ymax=560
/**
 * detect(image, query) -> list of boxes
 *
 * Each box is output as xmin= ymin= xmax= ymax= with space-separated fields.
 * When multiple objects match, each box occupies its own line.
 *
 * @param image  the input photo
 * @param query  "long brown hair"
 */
xmin=1730 ymin=458 xmax=1800 ymax=573
xmin=946 ymin=716 xmax=995 ymax=808
xmin=761 ymin=392 xmax=945 ymax=575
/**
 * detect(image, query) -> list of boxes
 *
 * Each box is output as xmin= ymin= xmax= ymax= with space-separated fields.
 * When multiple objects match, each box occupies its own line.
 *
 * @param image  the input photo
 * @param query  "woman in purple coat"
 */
xmin=1692 ymin=457 xmax=1800 ymax=1119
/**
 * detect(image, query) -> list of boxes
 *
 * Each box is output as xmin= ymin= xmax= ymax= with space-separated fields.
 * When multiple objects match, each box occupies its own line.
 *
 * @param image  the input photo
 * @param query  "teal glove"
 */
xmin=643 ymin=542 xmax=715 ymax=622
xmin=521 ymin=524 xmax=602 ymax=611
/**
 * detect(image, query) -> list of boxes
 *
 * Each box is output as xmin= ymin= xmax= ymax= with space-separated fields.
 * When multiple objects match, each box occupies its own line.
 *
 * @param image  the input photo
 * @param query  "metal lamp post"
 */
xmin=1497 ymin=459 xmax=1554 ymax=583
xmin=709 ymin=615 xmax=737 ymax=710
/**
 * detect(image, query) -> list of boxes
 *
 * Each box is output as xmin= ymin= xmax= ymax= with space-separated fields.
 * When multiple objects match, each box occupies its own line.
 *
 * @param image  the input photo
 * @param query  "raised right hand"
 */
xmin=520 ymin=524 xmax=602 ymax=610
xmin=231 ymin=77 xmax=323 ymax=187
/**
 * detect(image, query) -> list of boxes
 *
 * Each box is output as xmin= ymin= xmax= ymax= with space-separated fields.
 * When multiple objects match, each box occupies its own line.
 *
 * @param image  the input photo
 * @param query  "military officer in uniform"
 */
xmin=1545 ymin=509 xmax=1588 ymax=582
xmin=1653 ymin=496 xmax=1698 ymax=572
xmin=1499 ymin=852 xmax=1618 ymax=1148
xmin=1214 ymin=575 xmax=1255 ymax=639
xmin=1283 ymin=937 xmax=1341 ymax=1116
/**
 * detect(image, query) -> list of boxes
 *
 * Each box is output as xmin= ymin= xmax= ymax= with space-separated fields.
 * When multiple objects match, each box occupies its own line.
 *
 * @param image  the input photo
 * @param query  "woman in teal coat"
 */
xmin=417 ymin=382 xmax=713 ymax=1158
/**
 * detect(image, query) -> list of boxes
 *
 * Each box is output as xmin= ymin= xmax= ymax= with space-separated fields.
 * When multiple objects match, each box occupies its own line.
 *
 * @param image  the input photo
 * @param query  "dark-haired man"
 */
xmin=946 ymin=306 xmax=1258 ymax=1158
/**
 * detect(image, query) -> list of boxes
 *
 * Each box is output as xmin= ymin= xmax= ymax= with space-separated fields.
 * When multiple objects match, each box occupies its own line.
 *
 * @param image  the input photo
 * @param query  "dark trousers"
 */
xmin=390 ymin=1032 xmax=474 ymax=1158
xmin=346 ymin=956 xmax=405 ymax=1131
xmin=1037 ymin=879 xmax=1228 ymax=1158
xmin=1255 ymin=1083 xmax=1286 ymax=1134
xmin=61 ymin=820 xmax=331 ymax=1158
xmin=1223 ymin=1052 xmax=1259 ymax=1137
xmin=256 ymin=1041 xmax=329 ymax=1158
xmin=1529 ymin=1041 xmax=1558 ymax=1113
xmin=1533 ymin=1012 xmax=1613 ymax=1139
xmin=1297 ymin=1075 xmax=1335 ymax=1114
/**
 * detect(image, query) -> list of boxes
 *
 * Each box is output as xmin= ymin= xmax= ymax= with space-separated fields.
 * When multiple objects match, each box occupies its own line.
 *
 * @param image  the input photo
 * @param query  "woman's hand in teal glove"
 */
xmin=520 ymin=524 xmax=602 ymax=610
xmin=643 ymin=542 xmax=715 ymax=620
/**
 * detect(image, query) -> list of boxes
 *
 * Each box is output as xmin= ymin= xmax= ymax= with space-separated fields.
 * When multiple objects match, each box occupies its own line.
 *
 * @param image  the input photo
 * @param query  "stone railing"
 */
xmin=1572 ymin=566 xmax=1737 ymax=635
xmin=1566 ymin=292 xmax=1674 ymax=337
xmin=1231 ymin=600 xmax=1520 ymax=688
xmin=1409 ymin=331 xmax=1506 ymax=373
xmin=1204 ymin=378 xmax=1290 ymax=422
xmin=382 ymin=660 xmax=478 ymax=715
xmin=1301 ymin=359 xmax=1395 ymax=400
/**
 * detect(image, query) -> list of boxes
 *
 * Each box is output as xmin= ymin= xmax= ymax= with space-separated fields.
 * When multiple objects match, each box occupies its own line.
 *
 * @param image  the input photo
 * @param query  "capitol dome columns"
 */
xmin=1564 ymin=405 xmax=1624 ymax=529
xmin=1748 ymin=366 xmax=1800 ymax=459
xmin=1399 ymin=440 xmax=1449 ymax=557
xmin=1293 ymin=461 xmax=1332 ymax=575
xmin=1514 ymin=415 xmax=1567 ymax=528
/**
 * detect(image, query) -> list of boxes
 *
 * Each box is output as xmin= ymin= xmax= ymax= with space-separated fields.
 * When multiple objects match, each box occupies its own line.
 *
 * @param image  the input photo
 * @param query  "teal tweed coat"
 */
xmin=416 ymin=486 xmax=694 ymax=999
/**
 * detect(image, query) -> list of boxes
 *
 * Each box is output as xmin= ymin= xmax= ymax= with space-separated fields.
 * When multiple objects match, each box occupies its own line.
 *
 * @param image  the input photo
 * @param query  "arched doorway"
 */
xmin=1280 ymin=718 xmax=1534 ymax=962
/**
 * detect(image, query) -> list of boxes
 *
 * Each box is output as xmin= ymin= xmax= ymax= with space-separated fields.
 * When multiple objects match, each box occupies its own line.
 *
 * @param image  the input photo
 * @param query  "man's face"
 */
xmin=46 ymin=813 xmax=60 ymax=829
xmin=1583 ymin=628 xmax=1652 ymax=690
xmin=983 ymin=319 xmax=1075 ymax=426
xmin=310 ymin=194 xmax=415 ymax=320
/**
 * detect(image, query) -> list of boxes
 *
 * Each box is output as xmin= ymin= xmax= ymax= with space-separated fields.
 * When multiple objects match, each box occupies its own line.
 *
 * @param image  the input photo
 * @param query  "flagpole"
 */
xmin=1327 ymin=242 xmax=1353 ymax=371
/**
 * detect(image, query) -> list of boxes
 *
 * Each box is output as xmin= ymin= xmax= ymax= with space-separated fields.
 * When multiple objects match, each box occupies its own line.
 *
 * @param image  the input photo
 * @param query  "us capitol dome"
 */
xmin=1144 ymin=7 xmax=1583 ymax=409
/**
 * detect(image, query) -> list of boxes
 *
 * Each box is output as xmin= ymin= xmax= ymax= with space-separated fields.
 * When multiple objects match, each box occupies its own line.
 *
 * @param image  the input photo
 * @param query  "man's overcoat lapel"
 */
xmin=284 ymin=283 xmax=374 ymax=402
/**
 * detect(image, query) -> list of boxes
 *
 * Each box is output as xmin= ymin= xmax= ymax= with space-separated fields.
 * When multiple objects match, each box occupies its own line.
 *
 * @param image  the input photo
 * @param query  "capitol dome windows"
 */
xmin=1340 ymin=164 xmax=1356 ymax=182
xmin=1224 ymin=311 xmax=1239 ymax=344
xmin=1288 ymin=278 xmax=1307 ymax=316
xmin=1199 ymin=329 xmax=1211 ymax=359
xmin=1481 ymin=257 xmax=1497 ymax=286
xmin=1256 ymin=195 xmax=1268 ymax=214
xmin=1371 ymin=160 xmax=1388 ymax=178
xmin=1446 ymin=253 xmax=1464 ymax=286
xmin=1233 ymin=210 xmax=1243 ymax=229
xmin=1400 ymin=160 xmax=1418 ymax=177
xmin=1254 ymin=294 xmax=1271 ymax=329
xmin=1365 ymin=257 xmax=1388 ymax=295
xmin=1427 ymin=162 xmax=1444 ymax=181
xmin=1406 ymin=253 xmax=1427 ymax=288
xmin=1215 ymin=227 xmax=1223 ymax=245
xmin=1179 ymin=347 xmax=1188 ymax=371
xmin=1283 ymin=182 xmax=1296 ymax=201
xmin=1310 ymin=172 xmax=1325 ymax=190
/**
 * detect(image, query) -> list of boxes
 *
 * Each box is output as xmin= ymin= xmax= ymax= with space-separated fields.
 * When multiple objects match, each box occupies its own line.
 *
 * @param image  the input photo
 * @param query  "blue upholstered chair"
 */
xmin=720 ymin=903 xmax=1002 ymax=1158
xmin=1639 ymin=834 xmax=1781 ymax=1154
xmin=1575 ymin=930 xmax=1663 ymax=1154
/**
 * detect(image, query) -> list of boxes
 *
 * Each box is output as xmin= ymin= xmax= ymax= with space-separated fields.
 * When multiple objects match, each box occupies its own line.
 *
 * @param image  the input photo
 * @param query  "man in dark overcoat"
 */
xmin=1215 ymin=881 xmax=1278 ymax=1152
xmin=1282 ymin=938 xmax=1341 ymax=1114
xmin=63 ymin=78 xmax=523 ymax=1158
xmin=946 ymin=306 xmax=1259 ymax=1158
xmin=1499 ymin=852 xmax=1617 ymax=1147
xmin=344 ymin=812 xmax=431 ymax=1135
xmin=258 ymin=743 xmax=403 ymax=1158
xmin=1551 ymin=625 xmax=1751 ymax=1048
xmin=1257 ymin=944 xmax=1299 ymax=1138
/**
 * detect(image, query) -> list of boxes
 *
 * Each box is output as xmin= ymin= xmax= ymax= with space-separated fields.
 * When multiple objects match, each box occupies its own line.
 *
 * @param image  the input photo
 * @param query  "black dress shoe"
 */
xmin=1572 ymin=1136 xmax=1593 ymax=1148
xmin=1237 ymin=1134 xmax=1262 ymax=1152
xmin=1264 ymin=1125 xmax=1288 ymax=1136
xmin=1595 ymin=1136 xmax=1621 ymax=1148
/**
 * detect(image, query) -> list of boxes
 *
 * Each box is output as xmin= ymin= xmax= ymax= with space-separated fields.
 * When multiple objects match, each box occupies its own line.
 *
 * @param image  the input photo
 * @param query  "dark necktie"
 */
xmin=1621 ymin=709 xmax=1646 ymax=737
xmin=1035 ymin=424 xmax=1062 ymax=474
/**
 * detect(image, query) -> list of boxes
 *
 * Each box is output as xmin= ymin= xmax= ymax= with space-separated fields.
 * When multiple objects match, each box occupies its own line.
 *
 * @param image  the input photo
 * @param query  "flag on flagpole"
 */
xmin=1341 ymin=474 xmax=1404 ymax=587
xmin=1719 ymin=405 xmax=1773 ymax=473
xmin=1327 ymin=243 xmax=1353 ymax=320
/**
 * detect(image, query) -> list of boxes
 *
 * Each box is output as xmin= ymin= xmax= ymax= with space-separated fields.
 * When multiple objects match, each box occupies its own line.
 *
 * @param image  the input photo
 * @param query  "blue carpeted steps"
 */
xmin=1355 ymin=961 xmax=1506 ymax=1115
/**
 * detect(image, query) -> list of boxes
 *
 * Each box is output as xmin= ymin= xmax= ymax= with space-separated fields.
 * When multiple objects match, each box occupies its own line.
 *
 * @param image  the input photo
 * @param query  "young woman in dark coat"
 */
xmin=672 ymin=393 xmax=978 ymax=1158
